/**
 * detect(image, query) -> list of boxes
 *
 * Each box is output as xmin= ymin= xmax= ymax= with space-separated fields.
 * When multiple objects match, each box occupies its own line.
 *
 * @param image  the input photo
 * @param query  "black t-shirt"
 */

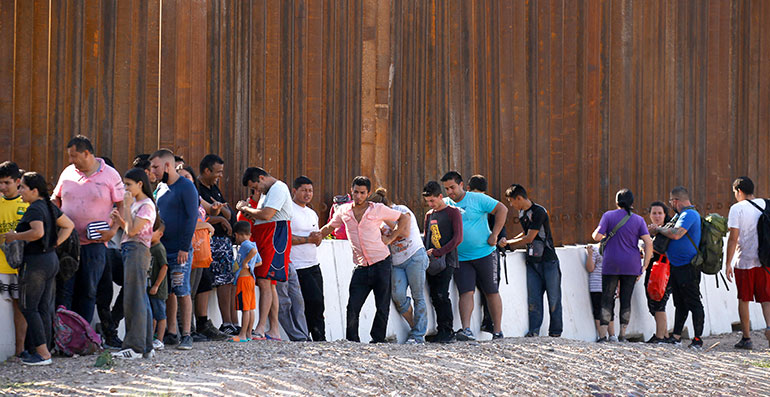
xmin=197 ymin=181 xmax=232 ymax=237
xmin=423 ymin=206 xmax=463 ymax=268
xmin=16 ymin=199 xmax=62 ymax=255
xmin=518 ymin=202 xmax=557 ymax=262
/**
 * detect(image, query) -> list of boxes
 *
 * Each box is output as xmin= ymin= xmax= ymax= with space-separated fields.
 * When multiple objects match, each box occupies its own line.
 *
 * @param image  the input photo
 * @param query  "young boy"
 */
xmin=232 ymin=221 xmax=262 ymax=342
xmin=149 ymin=221 xmax=169 ymax=350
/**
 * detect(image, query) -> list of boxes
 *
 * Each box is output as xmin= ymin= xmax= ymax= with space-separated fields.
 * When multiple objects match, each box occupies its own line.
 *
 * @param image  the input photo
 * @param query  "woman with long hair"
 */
xmin=592 ymin=189 xmax=653 ymax=342
xmin=644 ymin=201 xmax=674 ymax=343
xmin=3 ymin=172 xmax=74 ymax=365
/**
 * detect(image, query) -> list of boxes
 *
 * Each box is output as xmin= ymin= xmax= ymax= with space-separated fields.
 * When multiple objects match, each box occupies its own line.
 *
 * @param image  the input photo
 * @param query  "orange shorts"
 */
xmin=235 ymin=276 xmax=256 ymax=311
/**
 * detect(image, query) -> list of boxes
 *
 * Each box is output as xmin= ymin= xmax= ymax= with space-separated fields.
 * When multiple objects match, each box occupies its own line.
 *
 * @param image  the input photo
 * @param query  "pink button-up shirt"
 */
xmin=329 ymin=202 xmax=402 ymax=266
xmin=53 ymin=158 xmax=125 ymax=245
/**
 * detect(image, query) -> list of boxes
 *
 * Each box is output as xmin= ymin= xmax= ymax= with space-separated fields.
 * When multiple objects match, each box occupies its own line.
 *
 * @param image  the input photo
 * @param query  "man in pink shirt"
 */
xmin=53 ymin=135 xmax=125 ymax=322
xmin=319 ymin=176 xmax=410 ymax=342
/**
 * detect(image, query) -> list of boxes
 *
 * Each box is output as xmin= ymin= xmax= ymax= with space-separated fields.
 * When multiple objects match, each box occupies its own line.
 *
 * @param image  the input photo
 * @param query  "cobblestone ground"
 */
xmin=1 ymin=330 xmax=768 ymax=396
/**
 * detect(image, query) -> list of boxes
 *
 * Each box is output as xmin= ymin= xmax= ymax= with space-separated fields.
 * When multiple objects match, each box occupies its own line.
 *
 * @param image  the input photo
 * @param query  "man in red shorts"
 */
xmin=726 ymin=176 xmax=770 ymax=350
xmin=236 ymin=167 xmax=292 ymax=341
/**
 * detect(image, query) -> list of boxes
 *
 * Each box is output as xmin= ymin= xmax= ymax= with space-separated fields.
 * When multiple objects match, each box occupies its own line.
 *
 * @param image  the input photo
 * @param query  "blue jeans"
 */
xmin=526 ymin=258 xmax=563 ymax=335
xmin=167 ymin=250 xmax=193 ymax=297
xmin=121 ymin=242 xmax=153 ymax=354
xmin=61 ymin=243 xmax=107 ymax=323
xmin=346 ymin=257 xmax=392 ymax=343
xmin=391 ymin=248 xmax=428 ymax=342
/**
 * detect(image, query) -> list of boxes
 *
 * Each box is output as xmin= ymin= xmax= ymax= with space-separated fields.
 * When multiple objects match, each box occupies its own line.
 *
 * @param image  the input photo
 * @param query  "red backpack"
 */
xmin=54 ymin=306 xmax=103 ymax=356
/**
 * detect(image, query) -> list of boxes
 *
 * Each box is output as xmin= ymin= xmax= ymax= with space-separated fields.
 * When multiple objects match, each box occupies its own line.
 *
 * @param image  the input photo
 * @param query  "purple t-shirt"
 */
xmin=597 ymin=209 xmax=649 ymax=275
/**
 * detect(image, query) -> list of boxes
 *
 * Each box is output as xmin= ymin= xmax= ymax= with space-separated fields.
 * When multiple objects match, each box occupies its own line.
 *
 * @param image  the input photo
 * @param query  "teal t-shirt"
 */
xmin=444 ymin=191 xmax=499 ymax=261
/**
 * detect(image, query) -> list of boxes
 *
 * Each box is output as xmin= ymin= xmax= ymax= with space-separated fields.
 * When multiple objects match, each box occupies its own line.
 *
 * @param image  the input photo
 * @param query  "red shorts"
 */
xmin=250 ymin=220 xmax=291 ymax=282
xmin=235 ymin=276 xmax=256 ymax=311
xmin=735 ymin=267 xmax=770 ymax=303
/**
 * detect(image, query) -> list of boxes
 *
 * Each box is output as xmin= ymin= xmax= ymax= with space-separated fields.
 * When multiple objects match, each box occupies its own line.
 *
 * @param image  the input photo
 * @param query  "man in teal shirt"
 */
xmin=441 ymin=171 xmax=508 ymax=341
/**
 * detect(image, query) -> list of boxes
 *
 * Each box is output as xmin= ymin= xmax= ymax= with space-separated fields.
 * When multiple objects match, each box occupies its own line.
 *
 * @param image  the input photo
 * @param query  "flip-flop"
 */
xmin=266 ymin=334 xmax=282 ymax=342
xmin=251 ymin=333 xmax=266 ymax=341
xmin=228 ymin=337 xmax=250 ymax=343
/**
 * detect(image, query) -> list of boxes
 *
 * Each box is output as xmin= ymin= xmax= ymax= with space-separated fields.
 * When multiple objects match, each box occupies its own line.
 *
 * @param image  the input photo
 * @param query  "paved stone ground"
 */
xmin=0 ymin=330 xmax=768 ymax=396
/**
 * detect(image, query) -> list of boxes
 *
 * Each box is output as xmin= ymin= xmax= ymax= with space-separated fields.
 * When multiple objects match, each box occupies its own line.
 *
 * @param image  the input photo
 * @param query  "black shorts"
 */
xmin=590 ymin=291 xmax=614 ymax=321
xmin=454 ymin=252 xmax=498 ymax=294
xmin=197 ymin=267 xmax=214 ymax=294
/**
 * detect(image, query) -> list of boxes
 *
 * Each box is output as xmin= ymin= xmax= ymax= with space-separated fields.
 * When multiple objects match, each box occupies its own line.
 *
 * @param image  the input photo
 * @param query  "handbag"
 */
xmin=191 ymin=229 xmax=213 ymax=269
xmin=426 ymin=254 xmax=447 ymax=276
xmin=646 ymin=254 xmax=670 ymax=301
xmin=0 ymin=240 xmax=26 ymax=269
xmin=599 ymin=213 xmax=631 ymax=255
xmin=526 ymin=240 xmax=545 ymax=263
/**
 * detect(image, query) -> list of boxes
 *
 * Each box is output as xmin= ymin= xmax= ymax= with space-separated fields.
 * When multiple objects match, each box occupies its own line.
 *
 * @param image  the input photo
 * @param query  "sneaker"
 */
xmin=688 ymin=337 xmax=703 ymax=349
xmin=16 ymin=351 xmax=32 ymax=361
xmin=103 ymin=336 xmax=123 ymax=350
xmin=200 ymin=320 xmax=230 ymax=341
xmin=608 ymin=335 xmax=619 ymax=343
xmin=22 ymin=353 xmax=52 ymax=366
xmin=480 ymin=322 xmax=495 ymax=334
xmin=152 ymin=339 xmax=165 ymax=351
xmin=671 ymin=337 xmax=683 ymax=346
xmin=112 ymin=348 xmax=143 ymax=360
xmin=191 ymin=332 xmax=209 ymax=342
xmin=177 ymin=334 xmax=193 ymax=350
xmin=646 ymin=335 xmax=662 ymax=344
xmin=163 ymin=333 xmax=179 ymax=346
xmin=143 ymin=349 xmax=156 ymax=359
xmin=661 ymin=336 xmax=677 ymax=344
xmin=524 ymin=332 xmax=536 ymax=338
xmin=617 ymin=335 xmax=627 ymax=343
xmin=433 ymin=331 xmax=455 ymax=344
xmin=454 ymin=328 xmax=476 ymax=341
xmin=492 ymin=332 xmax=504 ymax=340
xmin=404 ymin=337 xmax=418 ymax=345
xmin=548 ymin=333 xmax=561 ymax=338
xmin=734 ymin=337 xmax=753 ymax=350
xmin=596 ymin=336 xmax=608 ymax=343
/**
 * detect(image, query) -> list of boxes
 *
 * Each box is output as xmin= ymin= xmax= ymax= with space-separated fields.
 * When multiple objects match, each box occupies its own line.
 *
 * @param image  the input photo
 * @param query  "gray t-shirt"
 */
xmin=254 ymin=180 xmax=293 ymax=225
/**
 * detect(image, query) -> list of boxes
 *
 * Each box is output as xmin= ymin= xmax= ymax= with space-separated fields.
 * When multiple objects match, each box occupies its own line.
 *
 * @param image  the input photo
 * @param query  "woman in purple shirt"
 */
xmin=592 ymin=189 xmax=653 ymax=342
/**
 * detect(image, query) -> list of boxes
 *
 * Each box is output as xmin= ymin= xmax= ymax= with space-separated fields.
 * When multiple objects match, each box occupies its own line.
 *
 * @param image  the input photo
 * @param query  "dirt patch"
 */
xmin=1 ymin=330 xmax=768 ymax=396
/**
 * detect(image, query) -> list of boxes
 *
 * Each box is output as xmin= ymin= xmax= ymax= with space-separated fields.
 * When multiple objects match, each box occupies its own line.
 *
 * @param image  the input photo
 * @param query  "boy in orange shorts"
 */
xmin=231 ymin=221 xmax=262 ymax=342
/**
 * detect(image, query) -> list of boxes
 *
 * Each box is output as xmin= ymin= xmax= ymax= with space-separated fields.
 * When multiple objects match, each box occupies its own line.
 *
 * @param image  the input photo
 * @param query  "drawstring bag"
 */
xmin=647 ymin=255 xmax=670 ymax=301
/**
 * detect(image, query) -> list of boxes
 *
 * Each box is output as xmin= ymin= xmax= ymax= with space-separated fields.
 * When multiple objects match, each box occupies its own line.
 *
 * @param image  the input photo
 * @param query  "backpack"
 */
xmin=55 ymin=229 xmax=80 ymax=282
xmin=54 ymin=305 xmax=103 ymax=356
xmin=686 ymin=212 xmax=728 ymax=275
xmin=746 ymin=199 xmax=770 ymax=274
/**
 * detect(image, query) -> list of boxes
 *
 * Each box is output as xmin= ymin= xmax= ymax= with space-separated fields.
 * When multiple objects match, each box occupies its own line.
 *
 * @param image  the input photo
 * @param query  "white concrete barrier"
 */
xmin=1 ymin=240 xmax=767 ymax=360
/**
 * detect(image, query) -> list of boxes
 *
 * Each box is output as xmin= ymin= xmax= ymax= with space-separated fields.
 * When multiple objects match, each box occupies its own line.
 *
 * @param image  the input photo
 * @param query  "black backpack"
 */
xmin=55 ymin=228 xmax=80 ymax=282
xmin=747 ymin=199 xmax=770 ymax=274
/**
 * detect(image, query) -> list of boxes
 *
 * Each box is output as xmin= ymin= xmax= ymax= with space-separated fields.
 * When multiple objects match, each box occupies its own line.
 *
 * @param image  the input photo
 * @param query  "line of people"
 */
xmin=1 ymin=135 xmax=768 ymax=366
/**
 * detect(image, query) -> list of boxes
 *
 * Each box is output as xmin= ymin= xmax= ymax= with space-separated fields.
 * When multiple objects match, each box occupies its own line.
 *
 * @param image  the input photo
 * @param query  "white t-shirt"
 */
xmin=289 ymin=202 xmax=319 ymax=270
xmin=254 ymin=180 xmax=293 ymax=225
xmin=385 ymin=205 xmax=424 ymax=265
xmin=727 ymin=198 xmax=766 ymax=269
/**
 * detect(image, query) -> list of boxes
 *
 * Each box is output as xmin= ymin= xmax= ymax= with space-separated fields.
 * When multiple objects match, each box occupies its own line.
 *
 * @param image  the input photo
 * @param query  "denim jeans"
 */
xmin=346 ymin=256 xmax=392 ymax=343
xmin=60 ymin=243 xmax=107 ymax=323
xmin=277 ymin=263 xmax=310 ymax=341
xmin=296 ymin=264 xmax=326 ymax=341
xmin=391 ymin=248 xmax=428 ymax=342
xmin=121 ymin=242 xmax=153 ymax=354
xmin=96 ymin=247 xmax=124 ymax=339
xmin=526 ymin=258 xmax=563 ymax=335
xmin=426 ymin=265 xmax=455 ymax=337
xmin=19 ymin=252 xmax=59 ymax=349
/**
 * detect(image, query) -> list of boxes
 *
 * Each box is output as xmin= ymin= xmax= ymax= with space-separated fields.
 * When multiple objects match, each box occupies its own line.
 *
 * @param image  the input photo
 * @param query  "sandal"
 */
xmin=228 ymin=337 xmax=251 ymax=343
xmin=251 ymin=332 xmax=266 ymax=341
xmin=266 ymin=334 xmax=283 ymax=342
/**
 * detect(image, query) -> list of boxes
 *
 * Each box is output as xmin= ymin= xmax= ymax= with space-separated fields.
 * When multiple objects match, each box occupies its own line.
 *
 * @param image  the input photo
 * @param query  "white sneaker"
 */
xmin=608 ymin=335 xmax=619 ymax=342
xmin=143 ymin=349 xmax=156 ymax=359
xmin=153 ymin=339 xmax=165 ymax=350
xmin=112 ymin=348 xmax=143 ymax=360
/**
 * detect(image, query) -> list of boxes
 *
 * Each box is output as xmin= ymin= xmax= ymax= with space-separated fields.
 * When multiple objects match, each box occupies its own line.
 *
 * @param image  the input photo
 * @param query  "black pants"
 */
xmin=600 ymin=274 xmax=636 ymax=326
xmin=96 ymin=248 xmax=124 ymax=339
xmin=478 ymin=252 xmax=501 ymax=329
xmin=297 ymin=264 xmax=326 ymax=341
xmin=427 ymin=265 xmax=455 ymax=337
xmin=346 ymin=257 xmax=392 ymax=343
xmin=20 ymin=252 xmax=59 ymax=349
xmin=670 ymin=263 xmax=704 ymax=338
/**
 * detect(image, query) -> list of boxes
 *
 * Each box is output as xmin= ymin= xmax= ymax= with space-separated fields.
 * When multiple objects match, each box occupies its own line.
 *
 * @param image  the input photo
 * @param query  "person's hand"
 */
xmin=235 ymin=200 xmax=249 ymax=212
xmin=647 ymin=224 xmax=659 ymax=235
xmin=426 ymin=248 xmax=435 ymax=257
xmin=497 ymin=237 xmax=507 ymax=249
xmin=98 ymin=228 xmax=117 ymax=242
xmin=487 ymin=233 xmax=499 ymax=247
xmin=123 ymin=192 xmax=135 ymax=207
xmin=309 ymin=231 xmax=323 ymax=246
xmin=221 ymin=220 xmax=232 ymax=236
xmin=149 ymin=285 xmax=159 ymax=295
xmin=110 ymin=209 xmax=126 ymax=228
xmin=586 ymin=245 xmax=594 ymax=253
xmin=726 ymin=264 xmax=734 ymax=282
xmin=211 ymin=201 xmax=224 ymax=215
xmin=178 ymin=250 xmax=189 ymax=265
xmin=2 ymin=231 xmax=18 ymax=243
xmin=205 ymin=222 xmax=215 ymax=236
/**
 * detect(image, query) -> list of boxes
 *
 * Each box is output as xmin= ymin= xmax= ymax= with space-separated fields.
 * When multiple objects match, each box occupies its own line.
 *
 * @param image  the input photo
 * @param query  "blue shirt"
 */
xmin=666 ymin=208 xmax=701 ymax=267
xmin=156 ymin=177 xmax=199 ymax=255
xmin=444 ymin=191 xmax=499 ymax=261
xmin=234 ymin=240 xmax=261 ymax=283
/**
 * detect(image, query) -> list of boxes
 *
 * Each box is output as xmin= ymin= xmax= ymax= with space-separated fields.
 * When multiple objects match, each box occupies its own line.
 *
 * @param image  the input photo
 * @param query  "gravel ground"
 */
xmin=0 ymin=330 xmax=768 ymax=396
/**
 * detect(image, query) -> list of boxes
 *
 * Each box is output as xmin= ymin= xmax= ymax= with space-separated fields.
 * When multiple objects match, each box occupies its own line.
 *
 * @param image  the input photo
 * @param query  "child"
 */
xmin=231 ymin=221 xmax=262 ymax=342
xmin=585 ymin=244 xmax=616 ymax=342
xmin=111 ymin=168 xmax=157 ymax=359
xmin=149 ymin=220 xmax=168 ymax=350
